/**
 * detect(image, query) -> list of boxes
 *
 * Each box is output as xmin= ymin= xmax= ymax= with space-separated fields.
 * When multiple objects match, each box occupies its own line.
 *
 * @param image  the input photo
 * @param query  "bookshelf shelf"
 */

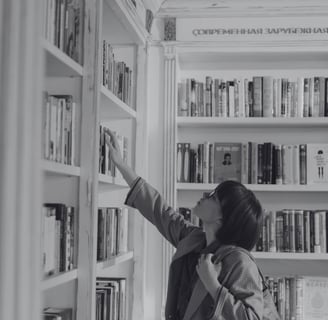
xmin=105 ymin=0 xmax=149 ymax=45
xmin=98 ymin=174 xmax=129 ymax=188
xmin=41 ymin=269 xmax=78 ymax=291
xmin=252 ymin=252 xmax=328 ymax=261
xmin=100 ymin=86 xmax=137 ymax=119
xmin=42 ymin=160 xmax=81 ymax=177
xmin=43 ymin=40 xmax=84 ymax=77
xmin=96 ymin=251 xmax=134 ymax=272
xmin=177 ymin=117 xmax=328 ymax=128
xmin=177 ymin=183 xmax=328 ymax=192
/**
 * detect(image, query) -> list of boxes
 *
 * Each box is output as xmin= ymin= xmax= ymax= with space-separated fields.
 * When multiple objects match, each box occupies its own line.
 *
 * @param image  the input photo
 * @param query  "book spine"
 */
xmin=303 ymin=210 xmax=311 ymax=253
xmin=295 ymin=277 xmax=303 ymax=320
xmin=241 ymin=143 xmax=248 ymax=184
xmin=299 ymin=144 xmax=307 ymax=185
xmin=295 ymin=210 xmax=304 ymax=253
xmin=251 ymin=142 xmax=258 ymax=184
xmin=276 ymin=212 xmax=284 ymax=252
xmin=281 ymin=78 xmax=288 ymax=117
xmin=227 ymin=81 xmax=235 ymax=117
xmin=253 ymin=76 xmax=262 ymax=117
xmin=269 ymin=211 xmax=277 ymax=252
xmin=308 ymin=77 xmax=314 ymax=117
xmin=314 ymin=211 xmax=321 ymax=253
xmin=183 ymin=143 xmax=190 ymax=183
xmin=205 ymin=76 xmax=212 ymax=117
xmin=313 ymin=77 xmax=320 ymax=117
xmin=257 ymin=143 xmax=264 ymax=184
xmin=262 ymin=76 xmax=273 ymax=117
xmin=275 ymin=144 xmax=283 ymax=185
xmin=297 ymin=77 xmax=304 ymax=118
xmin=288 ymin=209 xmax=296 ymax=253
xmin=202 ymin=142 xmax=209 ymax=183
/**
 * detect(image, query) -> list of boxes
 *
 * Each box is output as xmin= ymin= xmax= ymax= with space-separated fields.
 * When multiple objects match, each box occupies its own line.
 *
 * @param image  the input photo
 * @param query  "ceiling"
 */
xmin=154 ymin=0 xmax=328 ymax=18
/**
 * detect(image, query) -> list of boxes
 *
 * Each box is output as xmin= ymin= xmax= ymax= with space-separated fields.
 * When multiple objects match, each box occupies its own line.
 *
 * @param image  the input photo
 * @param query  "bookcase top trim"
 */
xmin=158 ymin=0 xmax=328 ymax=18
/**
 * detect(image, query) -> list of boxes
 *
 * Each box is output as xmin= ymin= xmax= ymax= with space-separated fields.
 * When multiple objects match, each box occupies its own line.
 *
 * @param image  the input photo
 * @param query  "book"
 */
xmin=213 ymin=143 xmax=241 ymax=183
xmin=300 ymin=276 xmax=328 ymax=319
xmin=306 ymin=144 xmax=328 ymax=183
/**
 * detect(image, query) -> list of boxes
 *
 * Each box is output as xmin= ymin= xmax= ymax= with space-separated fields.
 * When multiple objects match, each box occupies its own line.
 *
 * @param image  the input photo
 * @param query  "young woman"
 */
xmin=106 ymin=130 xmax=264 ymax=320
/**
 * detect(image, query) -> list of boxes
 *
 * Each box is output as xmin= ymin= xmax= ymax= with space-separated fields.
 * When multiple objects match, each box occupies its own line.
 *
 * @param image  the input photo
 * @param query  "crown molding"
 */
xmin=142 ymin=0 xmax=163 ymax=14
xmin=157 ymin=0 xmax=328 ymax=18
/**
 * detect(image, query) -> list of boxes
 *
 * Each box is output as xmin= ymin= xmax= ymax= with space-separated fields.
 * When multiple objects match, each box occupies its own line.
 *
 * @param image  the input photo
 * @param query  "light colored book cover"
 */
xmin=307 ymin=144 xmax=328 ymax=184
xmin=214 ymin=143 xmax=241 ymax=183
xmin=302 ymin=276 xmax=328 ymax=319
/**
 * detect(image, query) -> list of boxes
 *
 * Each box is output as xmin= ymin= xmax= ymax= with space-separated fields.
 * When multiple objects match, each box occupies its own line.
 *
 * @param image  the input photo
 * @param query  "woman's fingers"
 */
xmin=105 ymin=129 xmax=119 ymax=151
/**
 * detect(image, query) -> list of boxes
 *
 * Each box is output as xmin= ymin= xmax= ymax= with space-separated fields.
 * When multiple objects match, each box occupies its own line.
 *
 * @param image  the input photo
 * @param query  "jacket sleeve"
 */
xmin=124 ymin=177 xmax=197 ymax=248
xmin=209 ymin=253 xmax=263 ymax=320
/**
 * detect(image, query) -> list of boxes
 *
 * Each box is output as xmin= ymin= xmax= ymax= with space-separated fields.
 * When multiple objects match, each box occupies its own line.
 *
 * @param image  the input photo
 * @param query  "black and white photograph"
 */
xmin=1 ymin=1 xmax=328 ymax=320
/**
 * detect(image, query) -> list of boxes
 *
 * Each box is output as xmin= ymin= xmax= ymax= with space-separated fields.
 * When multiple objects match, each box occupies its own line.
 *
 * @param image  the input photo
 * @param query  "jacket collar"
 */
xmin=182 ymin=244 xmax=247 ymax=320
xmin=171 ymin=228 xmax=206 ymax=262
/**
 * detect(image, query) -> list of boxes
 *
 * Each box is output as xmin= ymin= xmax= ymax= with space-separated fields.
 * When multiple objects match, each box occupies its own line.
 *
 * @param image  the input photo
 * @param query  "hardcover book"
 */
xmin=213 ymin=143 xmax=241 ymax=183
xmin=307 ymin=144 xmax=328 ymax=184
xmin=301 ymin=277 xmax=328 ymax=319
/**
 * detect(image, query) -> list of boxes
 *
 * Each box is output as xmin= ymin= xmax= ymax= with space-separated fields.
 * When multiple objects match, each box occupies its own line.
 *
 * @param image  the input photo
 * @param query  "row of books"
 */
xmin=178 ymin=76 xmax=328 ymax=118
xmin=102 ymin=40 xmax=133 ymax=107
xmin=96 ymin=278 xmax=126 ymax=320
xmin=42 ymin=203 xmax=76 ymax=277
xmin=177 ymin=142 xmax=328 ymax=185
xmin=43 ymin=93 xmax=78 ymax=166
xmin=43 ymin=0 xmax=83 ymax=64
xmin=43 ymin=308 xmax=72 ymax=320
xmin=97 ymin=208 xmax=129 ymax=262
xmin=256 ymin=209 xmax=328 ymax=254
xmin=99 ymin=126 xmax=128 ymax=181
xmin=264 ymin=276 xmax=328 ymax=320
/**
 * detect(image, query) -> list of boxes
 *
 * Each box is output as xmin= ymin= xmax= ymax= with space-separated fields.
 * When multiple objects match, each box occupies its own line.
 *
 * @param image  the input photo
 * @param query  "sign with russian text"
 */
xmin=176 ymin=16 xmax=328 ymax=42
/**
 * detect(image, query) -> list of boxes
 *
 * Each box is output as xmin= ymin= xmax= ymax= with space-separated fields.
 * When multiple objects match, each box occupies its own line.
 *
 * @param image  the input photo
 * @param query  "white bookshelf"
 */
xmin=105 ymin=0 xmax=150 ymax=45
xmin=42 ymin=160 xmax=81 ymax=177
xmin=96 ymin=251 xmax=134 ymax=272
xmin=177 ymin=183 xmax=328 ymax=192
xmin=43 ymin=40 xmax=84 ymax=77
xmin=98 ymin=174 xmax=129 ymax=188
xmin=161 ymin=12 xmax=328 ymax=308
xmin=41 ymin=270 xmax=78 ymax=291
xmin=90 ymin=0 xmax=149 ymax=319
xmin=100 ymin=86 xmax=137 ymax=119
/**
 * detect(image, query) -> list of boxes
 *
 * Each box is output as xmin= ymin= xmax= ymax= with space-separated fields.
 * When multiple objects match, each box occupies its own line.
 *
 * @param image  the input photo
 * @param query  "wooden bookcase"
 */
xmin=40 ymin=0 xmax=150 ymax=319
xmin=161 ymin=13 xmax=328 ymax=316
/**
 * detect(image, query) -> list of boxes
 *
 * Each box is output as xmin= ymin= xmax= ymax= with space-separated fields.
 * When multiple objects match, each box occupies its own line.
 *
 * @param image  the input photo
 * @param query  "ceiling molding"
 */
xmin=142 ymin=0 xmax=163 ymax=14
xmin=157 ymin=0 xmax=328 ymax=17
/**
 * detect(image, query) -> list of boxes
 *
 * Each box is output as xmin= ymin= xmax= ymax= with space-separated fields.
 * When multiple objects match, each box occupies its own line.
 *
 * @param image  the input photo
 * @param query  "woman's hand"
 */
xmin=104 ymin=129 xmax=138 ymax=187
xmin=105 ymin=129 xmax=124 ymax=167
xmin=196 ymin=254 xmax=222 ymax=299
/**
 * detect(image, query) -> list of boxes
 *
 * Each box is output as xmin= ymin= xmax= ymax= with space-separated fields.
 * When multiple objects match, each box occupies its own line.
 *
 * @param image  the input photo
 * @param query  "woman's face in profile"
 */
xmin=191 ymin=191 xmax=223 ymax=225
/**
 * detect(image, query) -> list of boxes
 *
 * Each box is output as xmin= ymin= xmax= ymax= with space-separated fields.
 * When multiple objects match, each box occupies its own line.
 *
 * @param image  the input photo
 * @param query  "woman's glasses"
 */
xmin=203 ymin=189 xmax=216 ymax=200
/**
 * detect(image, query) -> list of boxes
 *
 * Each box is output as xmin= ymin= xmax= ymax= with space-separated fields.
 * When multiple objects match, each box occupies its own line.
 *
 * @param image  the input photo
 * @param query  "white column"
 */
xmin=0 ymin=1 xmax=43 ymax=320
xmin=132 ymin=42 xmax=150 ymax=320
xmin=162 ymin=44 xmax=177 ymax=318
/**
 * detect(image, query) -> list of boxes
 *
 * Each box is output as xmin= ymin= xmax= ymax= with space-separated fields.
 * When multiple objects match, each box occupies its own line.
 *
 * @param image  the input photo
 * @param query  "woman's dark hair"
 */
xmin=214 ymin=180 xmax=263 ymax=251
